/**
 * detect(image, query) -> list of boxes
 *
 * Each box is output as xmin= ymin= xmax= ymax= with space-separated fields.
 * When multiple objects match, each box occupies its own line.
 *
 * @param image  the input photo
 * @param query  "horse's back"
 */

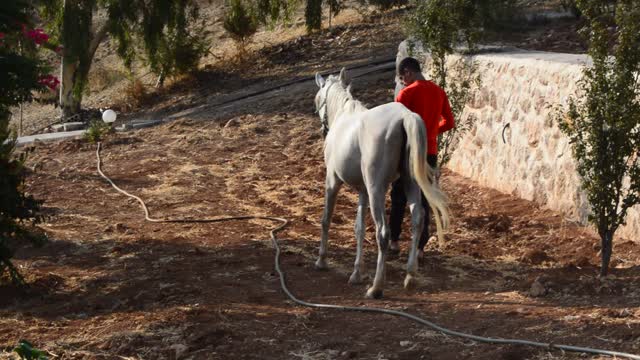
xmin=358 ymin=103 xmax=409 ymax=186
xmin=325 ymin=102 xmax=413 ymax=189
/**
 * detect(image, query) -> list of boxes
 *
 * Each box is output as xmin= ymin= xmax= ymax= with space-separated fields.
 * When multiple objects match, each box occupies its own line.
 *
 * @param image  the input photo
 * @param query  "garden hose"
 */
xmin=96 ymin=142 xmax=640 ymax=360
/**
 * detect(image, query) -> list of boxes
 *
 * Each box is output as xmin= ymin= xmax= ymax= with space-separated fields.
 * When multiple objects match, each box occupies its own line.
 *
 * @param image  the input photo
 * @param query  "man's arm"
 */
xmin=438 ymin=93 xmax=455 ymax=133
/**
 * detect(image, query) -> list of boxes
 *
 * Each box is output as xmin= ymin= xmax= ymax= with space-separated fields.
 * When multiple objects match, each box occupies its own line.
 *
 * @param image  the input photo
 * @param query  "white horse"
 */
xmin=314 ymin=68 xmax=450 ymax=299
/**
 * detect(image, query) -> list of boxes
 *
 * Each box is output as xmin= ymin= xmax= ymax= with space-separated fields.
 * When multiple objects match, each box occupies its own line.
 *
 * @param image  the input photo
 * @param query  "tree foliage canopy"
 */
xmin=0 ymin=0 xmax=46 ymax=284
xmin=224 ymin=0 xmax=259 ymax=45
xmin=38 ymin=0 xmax=209 ymax=116
xmin=559 ymin=0 xmax=640 ymax=276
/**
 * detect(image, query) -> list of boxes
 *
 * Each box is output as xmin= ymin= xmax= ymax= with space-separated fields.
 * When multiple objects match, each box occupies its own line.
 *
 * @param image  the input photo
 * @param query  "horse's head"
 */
xmin=314 ymin=68 xmax=350 ymax=138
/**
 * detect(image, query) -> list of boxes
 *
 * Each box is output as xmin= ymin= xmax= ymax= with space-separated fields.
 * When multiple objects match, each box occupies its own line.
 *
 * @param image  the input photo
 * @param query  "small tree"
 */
xmin=305 ymin=0 xmax=323 ymax=31
xmin=223 ymin=0 xmax=258 ymax=55
xmin=255 ymin=0 xmax=299 ymax=26
xmin=558 ymin=0 xmax=640 ymax=277
xmin=0 ymin=0 xmax=46 ymax=284
xmin=304 ymin=0 xmax=343 ymax=32
xmin=406 ymin=0 xmax=481 ymax=167
xmin=153 ymin=14 xmax=210 ymax=88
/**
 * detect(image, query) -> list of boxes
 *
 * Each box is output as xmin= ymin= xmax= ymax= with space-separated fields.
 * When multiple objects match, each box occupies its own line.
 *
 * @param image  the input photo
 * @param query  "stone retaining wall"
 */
xmin=396 ymin=41 xmax=639 ymax=241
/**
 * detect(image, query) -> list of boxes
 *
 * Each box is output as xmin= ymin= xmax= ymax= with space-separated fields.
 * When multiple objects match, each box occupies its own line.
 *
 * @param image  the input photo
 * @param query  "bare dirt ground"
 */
xmin=2 ymin=4 xmax=640 ymax=360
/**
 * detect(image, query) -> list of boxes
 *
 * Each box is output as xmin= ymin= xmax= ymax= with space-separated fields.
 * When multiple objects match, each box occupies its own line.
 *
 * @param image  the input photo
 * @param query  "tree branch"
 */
xmin=88 ymin=21 xmax=109 ymax=61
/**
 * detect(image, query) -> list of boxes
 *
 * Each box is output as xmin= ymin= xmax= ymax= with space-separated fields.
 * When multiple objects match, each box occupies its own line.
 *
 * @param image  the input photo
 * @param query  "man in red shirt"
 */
xmin=390 ymin=57 xmax=455 ymax=258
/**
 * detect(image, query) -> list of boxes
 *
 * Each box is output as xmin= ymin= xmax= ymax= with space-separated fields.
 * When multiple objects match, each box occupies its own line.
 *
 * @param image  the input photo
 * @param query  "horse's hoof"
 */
xmin=348 ymin=272 xmax=363 ymax=285
xmin=314 ymin=258 xmax=328 ymax=270
xmin=365 ymin=287 xmax=384 ymax=299
xmin=404 ymin=274 xmax=418 ymax=291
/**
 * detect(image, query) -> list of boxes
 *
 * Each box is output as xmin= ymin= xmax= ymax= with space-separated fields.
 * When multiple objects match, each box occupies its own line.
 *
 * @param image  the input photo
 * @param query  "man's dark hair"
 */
xmin=398 ymin=57 xmax=421 ymax=74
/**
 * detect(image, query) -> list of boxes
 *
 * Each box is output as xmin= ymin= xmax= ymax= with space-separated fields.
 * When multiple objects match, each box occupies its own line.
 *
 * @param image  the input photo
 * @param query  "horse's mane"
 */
xmin=325 ymin=75 xmax=367 ymax=125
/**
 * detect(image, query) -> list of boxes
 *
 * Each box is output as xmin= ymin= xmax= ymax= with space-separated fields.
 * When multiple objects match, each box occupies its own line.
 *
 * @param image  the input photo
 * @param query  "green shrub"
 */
xmin=84 ymin=119 xmax=113 ymax=144
xmin=14 ymin=340 xmax=49 ymax=360
xmin=1 ymin=0 xmax=46 ymax=285
xmin=152 ymin=9 xmax=210 ymax=87
xmin=224 ymin=0 xmax=259 ymax=52
xmin=255 ymin=0 xmax=299 ymax=26
xmin=305 ymin=0 xmax=322 ymax=31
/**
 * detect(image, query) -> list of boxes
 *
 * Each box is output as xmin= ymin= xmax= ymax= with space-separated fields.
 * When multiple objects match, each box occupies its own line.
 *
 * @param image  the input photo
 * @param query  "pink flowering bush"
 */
xmin=0 ymin=24 xmax=60 ymax=93
xmin=24 ymin=28 xmax=49 ymax=45
xmin=38 ymin=74 xmax=60 ymax=91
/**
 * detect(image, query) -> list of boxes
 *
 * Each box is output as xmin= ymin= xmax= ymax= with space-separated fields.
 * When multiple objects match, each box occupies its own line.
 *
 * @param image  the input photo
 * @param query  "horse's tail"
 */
xmin=402 ymin=110 xmax=450 ymax=245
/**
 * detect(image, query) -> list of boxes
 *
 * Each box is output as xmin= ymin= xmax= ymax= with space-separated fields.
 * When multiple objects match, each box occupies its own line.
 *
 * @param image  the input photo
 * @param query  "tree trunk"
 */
xmin=19 ymin=103 xmax=23 ymax=136
xmin=58 ymin=0 xmax=108 ymax=120
xmin=155 ymin=71 xmax=166 ymax=89
xmin=59 ymin=58 xmax=81 ymax=120
xmin=600 ymin=230 xmax=613 ymax=277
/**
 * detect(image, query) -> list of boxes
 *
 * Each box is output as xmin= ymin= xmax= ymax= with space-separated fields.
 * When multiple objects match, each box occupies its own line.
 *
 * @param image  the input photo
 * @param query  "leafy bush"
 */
xmin=152 ymin=8 xmax=210 ymax=87
xmin=14 ymin=340 xmax=49 ymax=360
xmin=255 ymin=0 xmax=299 ymax=26
xmin=84 ymin=119 xmax=113 ymax=144
xmin=224 ymin=0 xmax=259 ymax=52
xmin=0 ymin=137 xmax=45 ymax=284
xmin=1 ymin=0 xmax=46 ymax=285
xmin=305 ymin=0 xmax=323 ymax=31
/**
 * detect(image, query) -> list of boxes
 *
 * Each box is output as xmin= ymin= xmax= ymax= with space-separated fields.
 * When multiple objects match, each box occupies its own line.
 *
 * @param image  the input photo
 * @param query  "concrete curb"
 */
xmin=14 ymin=60 xmax=396 ymax=147
xmin=14 ymin=119 xmax=166 ymax=147
xmin=15 ymin=130 xmax=86 ymax=146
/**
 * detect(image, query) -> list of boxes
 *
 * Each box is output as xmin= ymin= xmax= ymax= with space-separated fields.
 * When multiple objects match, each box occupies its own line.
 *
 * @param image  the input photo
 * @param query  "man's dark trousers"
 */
xmin=389 ymin=154 xmax=438 ymax=251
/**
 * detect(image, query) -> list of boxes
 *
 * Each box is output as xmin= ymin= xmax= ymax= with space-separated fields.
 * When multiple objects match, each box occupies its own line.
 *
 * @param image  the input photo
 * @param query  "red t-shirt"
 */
xmin=396 ymin=80 xmax=455 ymax=155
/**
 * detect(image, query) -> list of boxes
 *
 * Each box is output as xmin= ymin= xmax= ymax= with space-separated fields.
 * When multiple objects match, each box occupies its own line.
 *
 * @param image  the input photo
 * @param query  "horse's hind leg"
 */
xmin=366 ymin=185 xmax=389 ymax=299
xmin=404 ymin=181 xmax=424 ymax=290
xmin=349 ymin=191 xmax=368 ymax=284
xmin=316 ymin=173 xmax=342 ymax=270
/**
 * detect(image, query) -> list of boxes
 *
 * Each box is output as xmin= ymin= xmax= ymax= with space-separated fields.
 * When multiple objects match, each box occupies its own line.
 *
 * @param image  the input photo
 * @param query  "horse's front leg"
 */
xmin=366 ymin=187 xmax=388 ymax=299
xmin=404 ymin=183 xmax=424 ymax=290
xmin=349 ymin=191 xmax=368 ymax=284
xmin=316 ymin=173 xmax=342 ymax=270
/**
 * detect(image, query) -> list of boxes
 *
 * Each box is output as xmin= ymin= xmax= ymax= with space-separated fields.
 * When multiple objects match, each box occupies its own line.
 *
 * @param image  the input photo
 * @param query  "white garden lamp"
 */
xmin=102 ymin=109 xmax=117 ymax=124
